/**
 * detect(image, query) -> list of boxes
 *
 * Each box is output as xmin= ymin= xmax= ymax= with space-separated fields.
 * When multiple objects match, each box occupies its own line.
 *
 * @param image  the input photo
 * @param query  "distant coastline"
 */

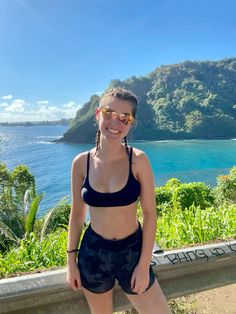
xmin=0 ymin=119 xmax=72 ymax=127
xmin=1 ymin=123 xmax=235 ymax=143
xmin=53 ymin=136 xmax=236 ymax=144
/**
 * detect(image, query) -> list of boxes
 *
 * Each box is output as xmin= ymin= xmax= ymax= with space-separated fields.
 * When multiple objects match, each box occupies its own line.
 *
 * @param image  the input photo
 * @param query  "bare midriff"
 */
xmin=89 ymin=202 xmax=139 ymax=240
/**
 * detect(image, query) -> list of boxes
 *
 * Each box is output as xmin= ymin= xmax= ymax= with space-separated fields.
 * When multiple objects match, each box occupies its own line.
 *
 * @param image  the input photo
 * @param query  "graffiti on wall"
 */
xmin=151 ymin=242 xmax=236 ymax=266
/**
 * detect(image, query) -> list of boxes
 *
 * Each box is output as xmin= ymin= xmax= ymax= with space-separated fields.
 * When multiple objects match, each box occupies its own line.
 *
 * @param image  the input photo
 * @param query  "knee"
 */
xmin=82 ymin=287 xmax=113 ymax=314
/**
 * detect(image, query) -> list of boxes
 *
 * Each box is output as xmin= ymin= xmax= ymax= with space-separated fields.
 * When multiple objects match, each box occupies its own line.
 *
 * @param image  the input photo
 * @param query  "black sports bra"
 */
xmin=81 ymin=147 xmax=141 ymax=207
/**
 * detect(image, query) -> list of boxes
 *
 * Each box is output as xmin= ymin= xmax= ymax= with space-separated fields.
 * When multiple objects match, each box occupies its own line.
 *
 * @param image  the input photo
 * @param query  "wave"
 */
xmin=154 ymin=140 xmax=176 ymax=142
xmin=37 ymin=141 xmax=54 ymax=145
xmin=36 ymin=135 xmax=61 ymax=139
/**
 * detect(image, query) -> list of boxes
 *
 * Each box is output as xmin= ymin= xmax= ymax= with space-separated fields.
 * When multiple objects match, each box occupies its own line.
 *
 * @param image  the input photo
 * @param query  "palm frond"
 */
xmin=25 ymin=193 xmax=44 ymax=233
xmin=40 ymin=196 xmax=69 ymax=241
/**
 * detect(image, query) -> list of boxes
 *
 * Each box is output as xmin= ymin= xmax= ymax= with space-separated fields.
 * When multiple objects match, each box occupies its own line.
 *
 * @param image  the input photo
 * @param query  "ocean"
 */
xmin=1 ymin=125 xmax=236 ymax=217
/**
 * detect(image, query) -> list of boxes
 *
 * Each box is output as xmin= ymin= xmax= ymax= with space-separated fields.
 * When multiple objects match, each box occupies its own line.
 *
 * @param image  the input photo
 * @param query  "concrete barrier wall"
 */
xmin=0 ymin=240 xmax=235 ymax=314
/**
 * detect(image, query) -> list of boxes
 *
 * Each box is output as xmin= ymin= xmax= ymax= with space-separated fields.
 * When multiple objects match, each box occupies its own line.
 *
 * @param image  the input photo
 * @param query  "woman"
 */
xmin=66 ymin=87 xmax=171 ymax=314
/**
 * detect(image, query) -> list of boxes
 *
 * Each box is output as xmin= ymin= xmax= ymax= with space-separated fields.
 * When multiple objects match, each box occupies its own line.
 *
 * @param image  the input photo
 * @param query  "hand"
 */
xmin=66 ymin=262 xmax=82 ymax=291
xmin=131 ymin=263 xmax=150 ymax=294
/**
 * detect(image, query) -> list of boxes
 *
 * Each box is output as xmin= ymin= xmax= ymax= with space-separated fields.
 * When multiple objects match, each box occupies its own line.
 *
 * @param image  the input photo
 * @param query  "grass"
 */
xmin=155 ymin=204 xmax=236 ymax=249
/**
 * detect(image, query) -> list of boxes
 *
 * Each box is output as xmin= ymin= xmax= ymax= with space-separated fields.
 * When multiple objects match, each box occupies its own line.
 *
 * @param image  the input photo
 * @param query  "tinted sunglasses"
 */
xmin=99 ymin=107 xmax=134 ymax=125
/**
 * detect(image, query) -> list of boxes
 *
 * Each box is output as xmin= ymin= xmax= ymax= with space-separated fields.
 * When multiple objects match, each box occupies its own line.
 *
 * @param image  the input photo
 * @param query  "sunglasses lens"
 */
xmin=101 ymin=108 xmax=113 ymax=119
xmin=101 ymin=108 xmax=133 ymax=125
xmin=118 ymin=114 xmax=129 ymax=124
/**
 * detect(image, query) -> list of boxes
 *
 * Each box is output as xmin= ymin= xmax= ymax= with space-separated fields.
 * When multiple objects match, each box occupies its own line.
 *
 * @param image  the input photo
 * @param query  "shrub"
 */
xmin=215 ymin=166 xmax=236 ymax=204
xmin=155 ymin=187 xmax=173 ymax=212
xmin=172 ymin=182 xmax=215 ymax=210
xmin=155 ymin=178 xmax=181 ymax=214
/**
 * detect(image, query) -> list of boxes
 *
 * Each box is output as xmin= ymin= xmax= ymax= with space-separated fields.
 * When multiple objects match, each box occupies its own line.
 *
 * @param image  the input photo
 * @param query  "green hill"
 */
xmin=59 ymin=58 xmax=236 ymax=143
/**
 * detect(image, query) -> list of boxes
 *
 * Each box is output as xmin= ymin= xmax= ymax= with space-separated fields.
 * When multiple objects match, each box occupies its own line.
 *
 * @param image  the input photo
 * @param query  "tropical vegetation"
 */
xmin=58 ymin=58 xmax=236 ymax=143
xmin=0 ymin=162 xmax=72 ymax=253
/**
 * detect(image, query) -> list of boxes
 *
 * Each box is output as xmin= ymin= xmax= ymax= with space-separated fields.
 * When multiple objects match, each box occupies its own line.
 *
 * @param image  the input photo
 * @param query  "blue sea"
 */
xmin=1 ymin=125 xmax=236 ymax=217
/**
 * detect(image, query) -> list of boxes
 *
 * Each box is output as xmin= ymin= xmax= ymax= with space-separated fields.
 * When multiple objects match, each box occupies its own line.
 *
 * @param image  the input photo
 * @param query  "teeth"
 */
xmin=107 ymin=128 xmax=120 ymax=134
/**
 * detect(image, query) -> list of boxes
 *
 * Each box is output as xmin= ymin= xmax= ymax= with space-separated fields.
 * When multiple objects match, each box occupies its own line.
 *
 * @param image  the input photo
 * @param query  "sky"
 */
xmin=0 ymin=0 xmax=236 ymax=122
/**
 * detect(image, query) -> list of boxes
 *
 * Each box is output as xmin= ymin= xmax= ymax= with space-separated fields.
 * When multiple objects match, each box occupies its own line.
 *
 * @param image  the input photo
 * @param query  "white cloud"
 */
xmin=37 ymin=105 xmax=59 ymax=115
xmin=95 ymin=91 xmax=103 ymax=96
xmin=0 ymin=102 xmax=8 ymax=108
xmin=2 ymin=94 xmax=13 ymax=100
xmin=37 ymin=100 xmax=49 ymax=105
xmin=0 ymin=99 xmax=82 ymax=122
xmin=62 ymin=101 xmax=81 ymax=118
xmin=4 ymin=99 xmax=26 ymax=113
xmin=63 ymin=101 xmax=77 ymax=109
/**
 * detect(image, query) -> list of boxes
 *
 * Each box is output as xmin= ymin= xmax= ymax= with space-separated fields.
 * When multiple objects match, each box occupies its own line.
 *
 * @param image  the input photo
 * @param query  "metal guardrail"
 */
xmin=0 ymin=240 xmax=235 ymax=314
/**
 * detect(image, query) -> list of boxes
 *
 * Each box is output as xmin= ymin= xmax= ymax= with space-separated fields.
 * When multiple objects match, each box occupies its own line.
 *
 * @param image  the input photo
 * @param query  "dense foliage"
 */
xmin=0 ymin=163 xmax=41 ymax=251
xmin=214 ymin=166 xmax=236 ymax=204
xmin=155 ymin=179 xmax=216 ymax=214
xmin=0 ymin=230 xmax=68 ymax=277
xmin=0 ymin=163 xmax=71 ymax=252
xmin=59 ymin=58 xmax=236 ymax=143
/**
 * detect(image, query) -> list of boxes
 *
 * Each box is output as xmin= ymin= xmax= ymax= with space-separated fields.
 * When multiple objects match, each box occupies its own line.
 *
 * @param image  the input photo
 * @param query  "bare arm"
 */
xmin=131 ymin=151 xmax=157 ymax=294
xmin=137 ymin=152 xmax=157 ymax=267
xmin=67 ymin=153 xmax=87 ymax=266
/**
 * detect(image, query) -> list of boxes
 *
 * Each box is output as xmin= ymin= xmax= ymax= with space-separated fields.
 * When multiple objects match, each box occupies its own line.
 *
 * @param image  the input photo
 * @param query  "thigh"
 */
xmin=82 ymin=286 xmax=113 ymax=314
xmin=116 ymin=233 xmax=155 ymax=295
xmin=78 ymin=230 xmax=115 ymax=293
xmin=124 ymin=279 xmax=171 ymax=314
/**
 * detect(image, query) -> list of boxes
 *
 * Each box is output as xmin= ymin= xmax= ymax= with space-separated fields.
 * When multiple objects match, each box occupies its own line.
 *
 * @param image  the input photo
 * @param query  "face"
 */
xmin=95 ymin=97 xmax=134 ymax=142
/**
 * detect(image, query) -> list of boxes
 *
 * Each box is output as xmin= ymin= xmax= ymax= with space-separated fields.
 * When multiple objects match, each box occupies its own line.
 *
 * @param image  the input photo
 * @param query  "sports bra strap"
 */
xmin=86 ymin=151 xmax=90 ymax=177
xmin=129 ymin=147 xmax=133 ymax=171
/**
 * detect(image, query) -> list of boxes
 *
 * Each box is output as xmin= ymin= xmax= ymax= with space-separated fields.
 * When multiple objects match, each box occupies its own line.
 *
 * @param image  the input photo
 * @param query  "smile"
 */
xmin=107 ymin=128 xmax=121 ymax=134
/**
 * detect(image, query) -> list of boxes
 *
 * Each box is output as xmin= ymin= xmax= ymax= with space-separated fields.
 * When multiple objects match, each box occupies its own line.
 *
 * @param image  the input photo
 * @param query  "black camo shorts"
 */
xmin=77 ymin=222 xmax=155 ymax=294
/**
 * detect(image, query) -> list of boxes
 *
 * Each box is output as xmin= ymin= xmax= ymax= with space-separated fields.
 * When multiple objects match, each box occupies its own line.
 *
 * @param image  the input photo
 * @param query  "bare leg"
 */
xmin=124 ymin=279 xmax=171 ymax=314
xmin=81 ymin=286 xmax=113 ymax=314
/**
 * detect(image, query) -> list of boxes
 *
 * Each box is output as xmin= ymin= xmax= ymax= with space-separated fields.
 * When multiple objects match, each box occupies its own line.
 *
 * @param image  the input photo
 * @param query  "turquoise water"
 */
xmin=1 ymin=125 xmax=236 ymax=216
